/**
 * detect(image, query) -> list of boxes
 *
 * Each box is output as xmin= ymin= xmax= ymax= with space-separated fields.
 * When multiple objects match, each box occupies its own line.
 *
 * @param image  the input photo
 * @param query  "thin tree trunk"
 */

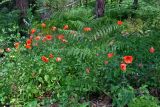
xmin=15 ymin=0 xmax=28 ymax=28
xmin=96 ymin=0 xmax=105 ymax=18
xmin=15 ymin=0 xmax=29 ymax=37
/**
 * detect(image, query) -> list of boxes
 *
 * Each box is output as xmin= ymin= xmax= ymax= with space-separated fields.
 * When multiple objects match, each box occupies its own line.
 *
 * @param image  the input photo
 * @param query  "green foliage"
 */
xmin=111 ymin=85 xmax=135 ymax=107
xmin=0 ymin=0 xmax=160 ymax=106
xmin=128 ymin=95 xmax=160 ymax=107
xmin=0 ymin=9 xmax=19 ymax=49
xmin=0 ymin=0 xmax=11 ymax=5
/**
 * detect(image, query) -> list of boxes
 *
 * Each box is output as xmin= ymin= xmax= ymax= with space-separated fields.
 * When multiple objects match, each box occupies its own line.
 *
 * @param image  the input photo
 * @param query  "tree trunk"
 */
xmin=96 ymin=0 xmax=105 ymax=18
xmin=15 ymin=0 xmax=29 ymax=37
xmin=15 ymin=0 xmax=28 ymax=28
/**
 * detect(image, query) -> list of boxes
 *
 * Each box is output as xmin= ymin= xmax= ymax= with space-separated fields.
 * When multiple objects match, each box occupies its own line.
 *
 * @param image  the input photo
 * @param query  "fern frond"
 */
xmin=92 ymin=24 xmax=118 ymax=41
xmin=65 ymin=47 xmax=92 ymax=60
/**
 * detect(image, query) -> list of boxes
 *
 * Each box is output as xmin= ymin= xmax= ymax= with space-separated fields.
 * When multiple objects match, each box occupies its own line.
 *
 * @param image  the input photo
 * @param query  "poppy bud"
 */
xmin=149 ymin=47 xmax=155 ymax=53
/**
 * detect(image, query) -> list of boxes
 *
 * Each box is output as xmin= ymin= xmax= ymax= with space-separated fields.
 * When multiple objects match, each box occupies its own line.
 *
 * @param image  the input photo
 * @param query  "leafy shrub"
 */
xmin=111 ymin=85 xmax=135 ymax=107
xmin=0 ymin=9 xmax=19 ymax=49
xmin=128 ymin=95 xmax=160 ymax=107
xmin=0 ymin=0 xmax=160 ymax=106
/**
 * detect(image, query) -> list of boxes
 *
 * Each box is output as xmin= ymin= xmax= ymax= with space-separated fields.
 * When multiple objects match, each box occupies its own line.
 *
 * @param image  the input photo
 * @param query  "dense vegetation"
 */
xmin=0 ymin=0 xmax=160 ymax=106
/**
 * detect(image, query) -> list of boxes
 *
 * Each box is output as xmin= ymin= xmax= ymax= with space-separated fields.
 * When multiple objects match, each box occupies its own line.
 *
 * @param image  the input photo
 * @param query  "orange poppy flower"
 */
xmin=14 ymin=42 xmax=20 ymax=49
xmin=26 ymin=39 xmax=32 ymax=45
xmin=123 ymin=56 xmax=133 ymax=64
xmin=41 ymin=23 xmax=46 ymax=28
xmin=108 ymin=53 xmax=114 ymax=58
xmin=35 ymin=36 xmax=41 ymax=41
xmin=149 ymin=47 xmax=155 ymax=53
xmin=117 ymin=20 xmax=123 ymax=25
xmin=120 ymin=63 xmax=126 ymax=71
xmin=45 ymin=35 xmax=52 ymax=40
xmin=49 ymin=54 xmax=54 ymax=58
xmin=63 ymin=25 xmax=69 ymax=30
xmin=30 ymin=28 xmax=36 ymax=34
xmin=56 ymin=57 xmax=62 ymax=62
xmin=83 ymin=27 xmax=92 ymax=32
xmin=41 ymin=56 xmax=49 ymax=63
xmin=51 ymin=26 xmax=57 ymax=31
xmin=25 ymin=45 xmax=32 ymax=49
xmin=57 ymin=34 xmax=64 ymax=40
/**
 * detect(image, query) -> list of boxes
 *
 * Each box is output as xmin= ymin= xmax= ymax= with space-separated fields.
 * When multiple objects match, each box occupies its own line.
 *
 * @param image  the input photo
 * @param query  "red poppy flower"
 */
xmin=57 ymin=34 xmax=64 ymax=40
xmin=120 ymin=63 xmax=126 ymax=71
xmin=41 ymin=56 xmax=49 ymax=63
xmin=45 ymin=35 xmax=52 ymax=40
xmin=41 ymin=23 xmax=46 ymax=28
xmin=83 ymin=27 xmax=92 ymax=32
xmin=26 ymin=39 xmax=32 ymax=45
xmin=108 ymin=53 xmax=114 ymax=58
xmin=149 ymin=47 xmax=155 ymax=53
xmin=123 ymin=56 xmax=133 ymax=64
xmin=63 ymin=25 xmax=69 ymax=30
xmin=25 ymin=45 xmax=32 ymax=49
xmin=117 ymin=20 xmax=123 ymax=25
xmin=35 ymin=36 xmax=41 ymax=41
xmin=51 ymin=26 xmax=57 ymax=31
xmin=30 ymin=28 xmax=36 ymax=34
xmin=6 ymin=48 xmax=11 ymax=52
xmin=49 ymin=54 xmax=54 ymax=58
xmin=14 ymin=42 xmax=20 ymax=49
xmin=56 ymin=57 xmax=62 ymax=62
xmin=86 ymin=68 xmax=90 ymax=74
